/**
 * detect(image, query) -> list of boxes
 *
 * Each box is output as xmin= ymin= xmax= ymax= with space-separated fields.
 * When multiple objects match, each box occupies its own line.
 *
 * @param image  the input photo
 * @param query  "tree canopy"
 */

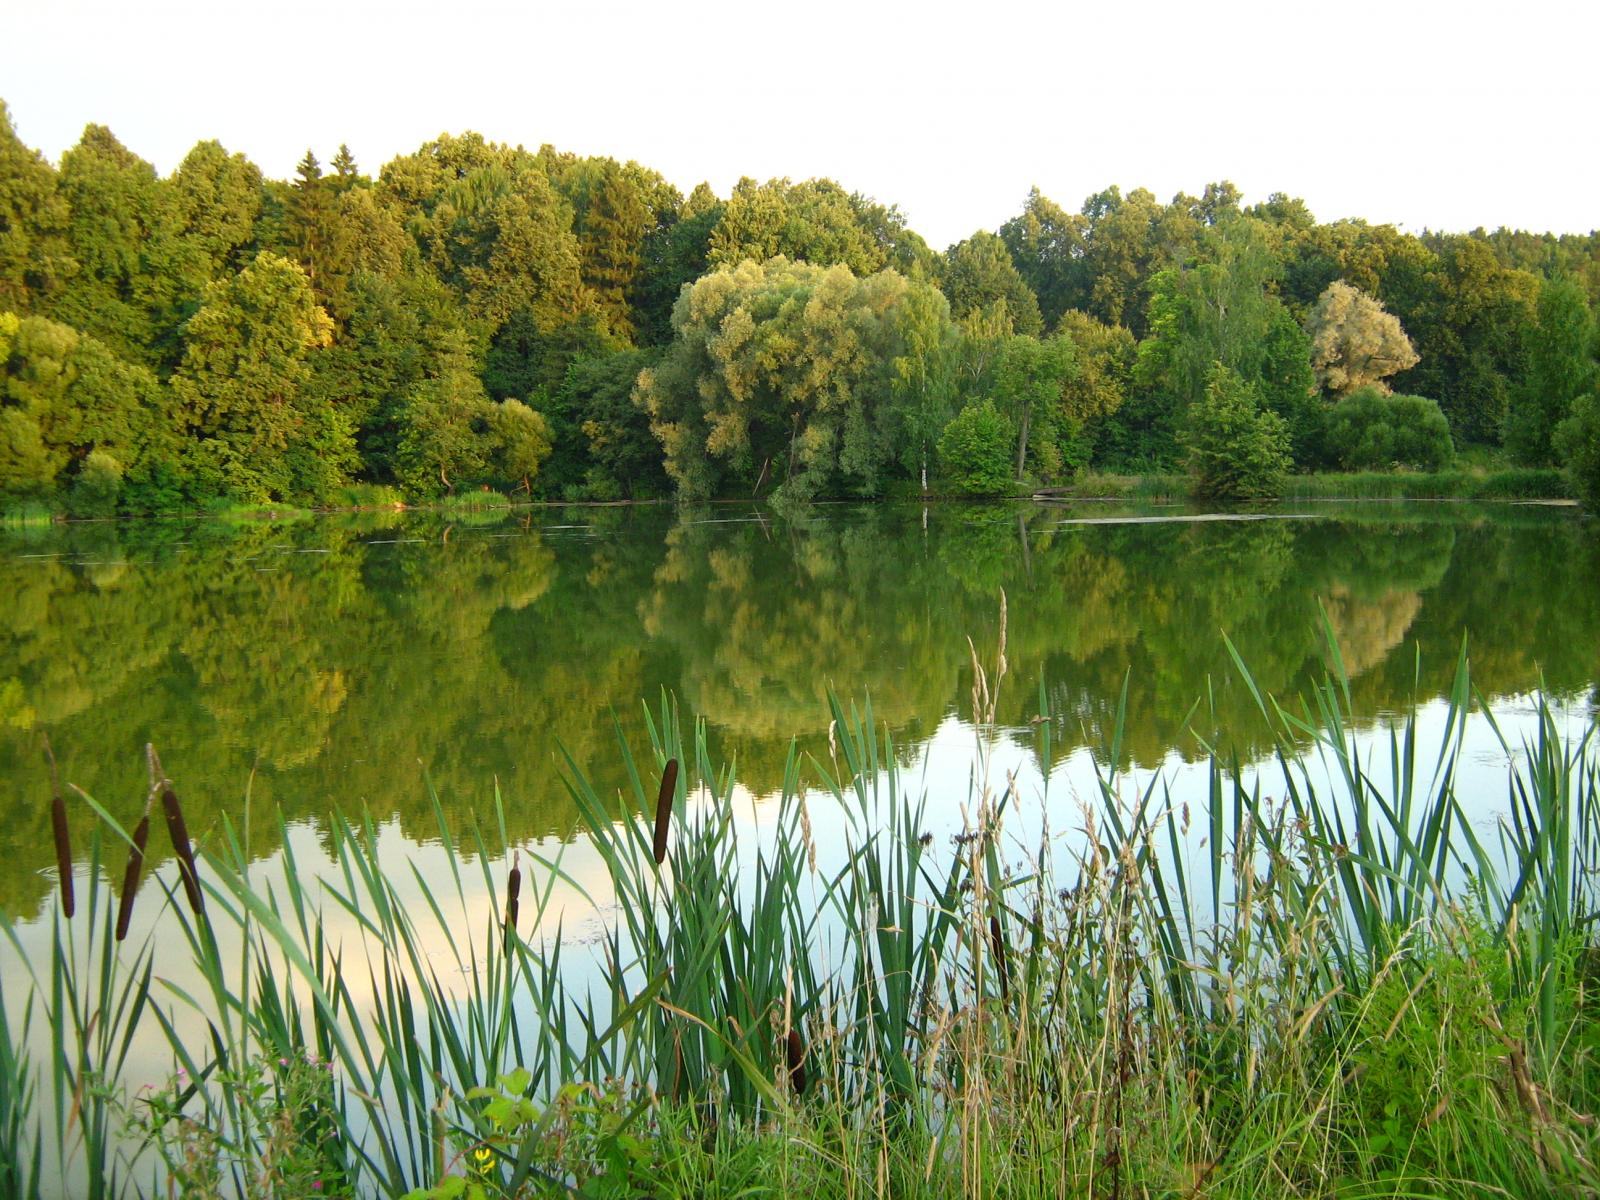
xmin=0 ymin=97 xmax=1593 ymax=509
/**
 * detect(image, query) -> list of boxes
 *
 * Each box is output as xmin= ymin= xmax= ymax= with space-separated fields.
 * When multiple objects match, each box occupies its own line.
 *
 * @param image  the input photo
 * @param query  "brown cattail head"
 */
xmin=989 ymin=915 xmax=1010 ymax=1003
xmin=162 ymin=783 xmax=204 ymax=915
xmin=785 ymin=1028 xmax=808 ymax=1096
xmin=652 ymin=758 xmax=678 ymax=865
xmin=45 ymin=737 xmax=73 ymax=919
xmin=505 ymin=851 xmax=521 ymax=934
xmin=116 ymin=811 xmax=152 ymax=942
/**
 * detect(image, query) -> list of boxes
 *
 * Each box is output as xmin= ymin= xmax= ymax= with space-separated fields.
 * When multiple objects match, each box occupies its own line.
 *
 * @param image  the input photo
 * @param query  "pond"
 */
xmin=2 ymin=498 xmax=1598 ymax=925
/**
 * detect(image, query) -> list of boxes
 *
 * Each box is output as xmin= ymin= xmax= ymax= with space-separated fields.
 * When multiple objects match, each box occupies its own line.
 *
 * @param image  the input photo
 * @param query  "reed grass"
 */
xmin=2 ymin=628 xmax=1599 ymax=1197
xmin=1069 ymin=467 xmax=1570 ymax=502
xmin=1280 ymin=467 xmax=1569 ymax=500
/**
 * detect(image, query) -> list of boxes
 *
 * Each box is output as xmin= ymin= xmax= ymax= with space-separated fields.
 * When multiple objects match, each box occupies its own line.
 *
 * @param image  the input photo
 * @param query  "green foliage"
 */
xmin=707 ymin=177 xmax=891 ymax=276
xmin=170 ymin=251 xmax=345 ymax=503
xmin=1282 ymin=467 xmax=1567 ymax=500
xmin=936 ymin=398 xmax=1014 ymax=495
xmin=1506 ymin=277 xmax=1597 ymax=466
xmin=1398 ymin=236 xmax=1539 ymax=445
xmin=630 ymin=186 xmax=720 ymax=346
xmin=1555 ymin=392 xmax=1600 ymax=510
xmin=1323 ymin=387 xmax=1456 ymax=471
xmin=0 ymin=310 xmax=171 ymax=500
xmin=129 ymin=1051 xmax=353 ymax=1198
xmin=1181 ymin=363 xmax=1292 ymax=500
xmin=554 ymin=347 xmax=667 ymax=499
xmin=1129 ymin=218 xmax=1307 ymax=468
xmin=0 ymin=101 xmax=74 ymax=312
xmin=0 ymin=95 xmax=1592 ymax=510
xmin=637 ymin=257 xmax=952 ymax=499
xmin=998 ymin=187 xmax=1086 ymax=330
xmin=939 ymin=230 xmax=1043 ymax=336
xmin=991 ymin=332 xmax=1075 ymax=480
xmin=64 ymin=449 xmax=122 ymax=517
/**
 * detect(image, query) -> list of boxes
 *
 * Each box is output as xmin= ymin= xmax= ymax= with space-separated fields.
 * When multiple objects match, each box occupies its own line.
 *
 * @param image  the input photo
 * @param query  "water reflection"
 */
xmin=2 ymin=501 xmax=1597 ymax=918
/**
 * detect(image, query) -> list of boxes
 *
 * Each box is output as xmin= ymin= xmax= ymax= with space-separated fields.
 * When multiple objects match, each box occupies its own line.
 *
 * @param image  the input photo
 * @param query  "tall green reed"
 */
xmin=3 ymin=625 xmax=1599 ymax=1196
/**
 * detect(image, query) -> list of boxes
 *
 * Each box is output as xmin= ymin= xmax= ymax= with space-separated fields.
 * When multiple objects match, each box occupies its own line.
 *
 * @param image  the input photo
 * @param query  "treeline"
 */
xmin=3 ymin=100 xmax=1599 ymax=511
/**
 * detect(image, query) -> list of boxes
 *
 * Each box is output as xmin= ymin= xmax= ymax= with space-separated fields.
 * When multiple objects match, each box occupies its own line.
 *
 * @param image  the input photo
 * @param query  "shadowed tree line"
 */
xmin=3 ymin=502 xmax=1597 ymax=916
xmin=3 ymin=103 xmax=1599 ymax=512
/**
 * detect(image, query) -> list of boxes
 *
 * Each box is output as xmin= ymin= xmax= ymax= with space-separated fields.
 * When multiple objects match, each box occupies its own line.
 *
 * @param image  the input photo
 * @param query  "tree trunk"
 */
xmin=1015 ymin=405 xmax=1031 ymax=482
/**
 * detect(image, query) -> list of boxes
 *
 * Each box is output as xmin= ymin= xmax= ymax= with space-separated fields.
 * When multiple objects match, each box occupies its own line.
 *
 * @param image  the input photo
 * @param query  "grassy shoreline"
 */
xmin=1062 ymin=466 xmax=1572 ymax=503
xmin=3 ymin=633 xmax=1599 ymax=1198
xmin=1 ymin=465 xmax=1578 ymax=527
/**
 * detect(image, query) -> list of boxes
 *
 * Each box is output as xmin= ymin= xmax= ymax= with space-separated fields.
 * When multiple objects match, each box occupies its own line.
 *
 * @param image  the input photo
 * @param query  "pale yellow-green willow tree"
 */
xmin=634 ymin=256 xmax=954 ymax=500
xmin=1305 ymin=279 xmax=1419 ymax=398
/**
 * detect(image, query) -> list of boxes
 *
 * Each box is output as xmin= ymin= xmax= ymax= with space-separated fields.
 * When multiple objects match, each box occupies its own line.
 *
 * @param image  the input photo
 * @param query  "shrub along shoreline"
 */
xmin=2 ymin=633 xmax=1599 ymax=1198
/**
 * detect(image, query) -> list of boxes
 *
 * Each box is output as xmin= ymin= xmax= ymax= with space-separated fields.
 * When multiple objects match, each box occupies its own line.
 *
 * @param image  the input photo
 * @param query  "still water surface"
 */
xmin=2 ymin=498 xmax=1598 ymax=927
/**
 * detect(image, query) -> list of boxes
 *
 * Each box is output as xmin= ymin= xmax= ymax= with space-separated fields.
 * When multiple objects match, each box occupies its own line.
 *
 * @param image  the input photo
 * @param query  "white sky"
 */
xmin=3 ymin=0 xmax=1596 ymax=250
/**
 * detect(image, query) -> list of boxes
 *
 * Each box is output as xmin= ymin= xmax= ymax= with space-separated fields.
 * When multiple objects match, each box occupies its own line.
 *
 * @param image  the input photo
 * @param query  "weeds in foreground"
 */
xmin=3 ymin=616 xmax=1599 ymax=1198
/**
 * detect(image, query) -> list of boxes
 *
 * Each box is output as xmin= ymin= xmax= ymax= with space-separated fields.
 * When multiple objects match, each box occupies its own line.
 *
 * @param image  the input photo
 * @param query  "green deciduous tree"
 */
xmin=999 ymin=188 xmax=1087 ymax=331
xmin=884 ymin=283 xmax=959 ymax=491
xmin=632 ymin=183 xmax=721 ymax=346
xmin=170 ymin=251 xmax=344 ymax=501
xmin=1396 ymin=236 xmax=1538 ymax=445
xmin=0 ymin=102 xmax=75 ymax=312
xmin=1505 ymin=277 xmax=1597 ymax=466
xmin=636 ymin=257 xmax=952 ymax=500
xmin=1123 ymin=218 xmax=1299 ymax=464
xmin=707 ymin=177 xmax=888 ymax=276
xmin=991 ymin=333 xmax=1075 ymax=481
xmin=0 ymin=310 xmax=170 ymax=497
xmin=937 ymin=399 xmax=1014 ymax=496
xmin=390 ymin=323 xmax=553 ymax=497
xmin=1056 ymin=309 xmax=1135 ymax=468
xmin=553 ymin=348 xmax=668 ymax=499
xmin=380 ymin=133 xmax=595 ymax=333
xmin=940 ymin=231 xmax=1043 ymax=336
xmin=51 ymin=125 xmax=172 ymax=365
xmin=1182 ymin=363 xmax=1291 ymax=501
xmin=1555 ymin=393 xmax=1600 ymax=510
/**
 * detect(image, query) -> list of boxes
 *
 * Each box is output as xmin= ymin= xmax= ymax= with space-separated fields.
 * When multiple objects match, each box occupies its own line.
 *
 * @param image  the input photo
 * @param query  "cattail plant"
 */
xmin=44 ymin=737 xmax=72 ymax=919
xmin=989 ymin=915 xmax=1010 ymax=1003
xmin=149 ymin=744 xmax=204 ymax=916
xmin=114 ymin=795 xmax=153 ymax=943
xmin=505 ymin=850 xmax=521 ymax=938
xmin=785 ymin=1028 xmax=808 ymax=1096
xmin=653 ymin=757 xmax=678 ymax=865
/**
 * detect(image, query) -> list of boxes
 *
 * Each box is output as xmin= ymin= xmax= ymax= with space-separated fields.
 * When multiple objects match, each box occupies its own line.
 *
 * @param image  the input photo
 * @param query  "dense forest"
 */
xmin=3 ymin=99 xmax=1599 ymax=511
